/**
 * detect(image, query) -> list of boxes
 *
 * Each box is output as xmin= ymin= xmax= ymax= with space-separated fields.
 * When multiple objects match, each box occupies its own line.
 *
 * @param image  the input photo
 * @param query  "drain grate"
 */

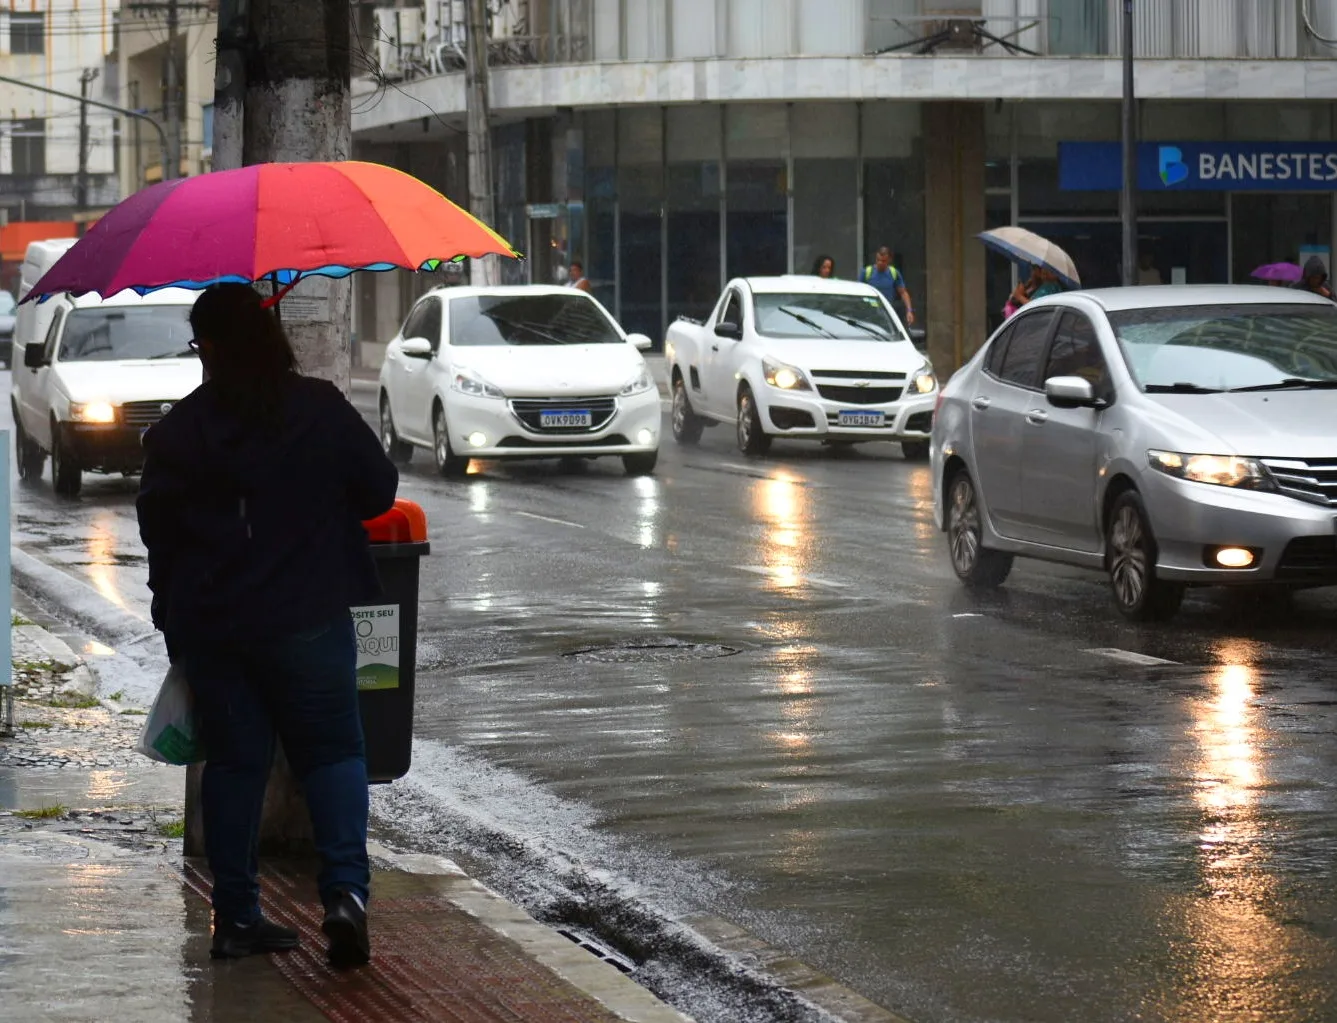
xmin=563 ymin=638 xmax=741 ymax=664
xmin=556 ymin=928 xmax=638 ymax=974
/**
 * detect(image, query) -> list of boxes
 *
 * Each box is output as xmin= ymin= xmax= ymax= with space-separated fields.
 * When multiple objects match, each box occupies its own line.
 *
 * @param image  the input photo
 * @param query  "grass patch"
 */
xmin=14 ymin=659 xmax=57 ymax=674
xmin=120 ymin=709 xmax=146 ymax=716
xmin=157 ymin=819 xmax=186 ymax=839
xmin=47 ymin=692 xmax=100 ymax=710
xmin=107 ymin=690 xmax=127 ymax=702
xmin=18 ymin=720 xmax=53 ymax=730
xmin=15 ymin=804 xmax=66 ymax=820
xmin=11 ymin=613 xmax=32 ymax=627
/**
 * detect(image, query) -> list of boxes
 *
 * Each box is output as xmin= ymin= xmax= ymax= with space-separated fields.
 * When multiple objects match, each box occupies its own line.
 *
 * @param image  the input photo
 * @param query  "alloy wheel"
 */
xmin=949 ymin=477 xmax=981 ymax=574
xmin=1109 ymin=504 xmax=1147 ymax=609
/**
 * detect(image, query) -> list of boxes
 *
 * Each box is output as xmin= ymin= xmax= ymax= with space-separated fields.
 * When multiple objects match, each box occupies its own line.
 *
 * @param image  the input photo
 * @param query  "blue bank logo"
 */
xmin=1158 ymin=145 xmax=1189 ymax=186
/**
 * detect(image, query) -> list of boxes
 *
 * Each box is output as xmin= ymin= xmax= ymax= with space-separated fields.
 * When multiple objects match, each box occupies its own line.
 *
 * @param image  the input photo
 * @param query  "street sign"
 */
xmin=525 ymin=203 xmax=562 ymax=219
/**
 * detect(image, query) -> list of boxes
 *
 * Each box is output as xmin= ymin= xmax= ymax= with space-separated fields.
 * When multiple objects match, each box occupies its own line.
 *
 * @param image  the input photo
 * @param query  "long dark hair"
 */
xmin=810 ymin=254 xmax=834 ymax=277
xmin=190 ymin=283 xmax=297 ymax=427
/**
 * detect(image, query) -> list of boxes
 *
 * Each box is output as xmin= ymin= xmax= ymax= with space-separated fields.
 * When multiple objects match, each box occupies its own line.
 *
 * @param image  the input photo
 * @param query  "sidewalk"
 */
xmin=0 ymin=610 xmax=693 ymax=1023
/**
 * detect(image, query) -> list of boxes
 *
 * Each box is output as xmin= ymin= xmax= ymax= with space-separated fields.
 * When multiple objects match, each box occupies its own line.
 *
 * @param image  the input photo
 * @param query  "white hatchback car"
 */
xmin=378 ymin=286 xmax=661 ymax=476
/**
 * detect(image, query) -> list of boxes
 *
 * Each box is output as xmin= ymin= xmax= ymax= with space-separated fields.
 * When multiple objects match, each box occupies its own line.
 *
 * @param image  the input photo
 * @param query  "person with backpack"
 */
xmin=861 ymin=246 xmax=916 ymax=326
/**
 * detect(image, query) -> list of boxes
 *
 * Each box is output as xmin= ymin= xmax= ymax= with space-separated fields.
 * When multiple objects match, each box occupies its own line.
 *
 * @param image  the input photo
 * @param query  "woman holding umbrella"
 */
xmin=979 ymin=227 xmax=1080 ymax=320
xmin=1006 ymin=265 xmax=1063 ymax=316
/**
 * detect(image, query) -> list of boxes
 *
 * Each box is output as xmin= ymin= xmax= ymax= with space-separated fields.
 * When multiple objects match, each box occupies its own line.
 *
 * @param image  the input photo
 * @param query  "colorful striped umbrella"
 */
xmin=24 ymin=161 xmax=520 ymax=303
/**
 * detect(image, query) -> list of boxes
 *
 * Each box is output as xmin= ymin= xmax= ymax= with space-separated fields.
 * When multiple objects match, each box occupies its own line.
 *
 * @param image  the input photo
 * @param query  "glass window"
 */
xmin=0 ymin=292 xmax=15 ymax=316
xmin=862 ymin=104 xmax=924 ymax=321
xmin=997 ymin=310 xmax=1054 ymax=388
xmin=403 ymin=297 xmax=442 ymax=348
xmin=667 ymin=105 xmax=722 ymax=326
xmin=1109 ymin=304 xmax=1337 ymax=391
xmin=793 ymin=103 xmax=858 ymax=280
xmin=58 ymin=306 xmax=194 ymax=363
xmin=618 ymin=108 xmax=664 ymax=341
xmin=11 ymin=118 xmax=44 ymax=176
xmin=10 ymin=12 xmax=44 ymax=55
xmin=1231 ymin=194 xmax=1332 ymax=286
xmin=721 ymin=290 xmax=743 ymax=327
xmin=984 ymin=322 xmax=1013 ymax=377
xmin=753 ymin=291 xmax=907 ymax=342
xmin=1045 ymin=312 xmax=1109 ymax=393
xmin=726 ymin=105 xmax=787 ymax=278
xmin=449 ymin=293 xmax=622 ymax=347
xmin=583 ymin=110 xmax=616 ymax=315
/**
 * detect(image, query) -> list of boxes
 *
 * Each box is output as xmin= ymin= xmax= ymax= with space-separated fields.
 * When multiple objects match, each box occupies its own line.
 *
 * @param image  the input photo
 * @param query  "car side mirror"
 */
xmin=626 ymin=332 xmax=653 ymax=351
xmin=714 ymin=321 xmax=742 ymax=341
xmin=400 ymin=337 xmax=433 ymax=359
xmin=23 ymin=344 xmax=47 ymax=369
xmin=1045 ymin=375 xmax=1104 ymax=409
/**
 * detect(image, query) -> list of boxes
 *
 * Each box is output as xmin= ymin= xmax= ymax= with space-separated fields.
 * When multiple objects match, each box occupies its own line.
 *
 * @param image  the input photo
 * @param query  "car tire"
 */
xmin=379 ymin=394 xmax=413 ymax=465
xmin=13 ymin=412 xmax=44 ymax=484
xmin=901 ymin=440 xmax=931 ymax=462
xmin=432 ymin=405 xmax=469 ymax=478
xmin=736 ymin=385 xmax=771 ymax=456
xmin=1106 ymin=490 xmax=1184 ymax=622
xmin=623 ymin=451 xmax=658 ymax=476
xmin=671 ymin=376 xmax=704 ymax=446
xmin=946 ymin=469 xmax=1012 ymax=588
xmin=50 ymin=425 xmax=82 ymax=498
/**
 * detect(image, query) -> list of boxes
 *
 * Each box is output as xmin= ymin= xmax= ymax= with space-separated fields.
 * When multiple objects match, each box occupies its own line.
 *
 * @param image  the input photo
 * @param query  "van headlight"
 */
xmin=620 ymin=368 xmax=654 ymax=396
xmin=763 ymin=358 xmax=812 ymax=391
xmin=451 ymin=371 xmax=505 ymax=399
xmin=1147 ymin=451 xmax=1276 ymax=491
xmin=70 ymin=401 xmax=116 ymax=424
xmin=910 ymin=365 xmax=938 ymax=394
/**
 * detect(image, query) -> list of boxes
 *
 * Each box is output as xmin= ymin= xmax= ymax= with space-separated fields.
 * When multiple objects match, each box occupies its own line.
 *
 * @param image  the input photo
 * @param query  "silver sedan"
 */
xmin=931 ymin=286 xmax=1337 ymax=621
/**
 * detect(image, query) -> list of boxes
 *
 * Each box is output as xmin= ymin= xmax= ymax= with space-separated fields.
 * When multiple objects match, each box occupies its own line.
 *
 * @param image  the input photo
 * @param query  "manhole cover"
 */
xmin=563 ymin=638 xmax=740 ymax=664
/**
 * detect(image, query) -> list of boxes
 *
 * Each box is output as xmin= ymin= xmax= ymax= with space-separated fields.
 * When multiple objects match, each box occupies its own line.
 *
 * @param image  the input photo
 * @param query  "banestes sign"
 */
xmin=1060 ymin=141 xmax=1337 ymax=192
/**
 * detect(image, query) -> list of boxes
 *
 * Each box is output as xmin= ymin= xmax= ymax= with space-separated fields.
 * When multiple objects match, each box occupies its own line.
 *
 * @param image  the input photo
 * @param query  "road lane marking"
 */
xmin=515 ymin=510 xmax=587 ymax=529
xmin=1083 ymin=647 xmax=1180 ymax=666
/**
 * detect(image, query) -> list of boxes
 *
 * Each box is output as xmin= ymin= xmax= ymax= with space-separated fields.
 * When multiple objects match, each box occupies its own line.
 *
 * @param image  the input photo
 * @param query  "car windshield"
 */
xmin=449 ymin=293 xmax=622 ymax=346
xmin=0 ymin=292 xmax=15 ymax=316
xmin=1109 ymin=303 xmax=1337 ymax=393
xmin=752 ymin=292 xmax=906 ymax=342
xmin=58 ymin=306 xmax=195 ymax=362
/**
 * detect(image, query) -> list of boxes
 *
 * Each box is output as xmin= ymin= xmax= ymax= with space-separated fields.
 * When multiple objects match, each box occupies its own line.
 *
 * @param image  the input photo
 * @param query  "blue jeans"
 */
xmin=180 ymin=616 xmax=370 ymax=925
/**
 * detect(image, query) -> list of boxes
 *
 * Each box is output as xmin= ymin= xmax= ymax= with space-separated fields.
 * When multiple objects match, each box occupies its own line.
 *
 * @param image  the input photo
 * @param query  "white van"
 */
xmin=13 ymin=282 xmax=202 ymax=497
xmin=13 ymin=238 xmax=78 ymax=366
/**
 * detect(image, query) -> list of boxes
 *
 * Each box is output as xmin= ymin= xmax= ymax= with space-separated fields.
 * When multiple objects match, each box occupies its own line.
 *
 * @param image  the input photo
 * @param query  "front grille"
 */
xmin=1259 ymin=457 xmax=1337 ymax=506
xmin=1277 ymin=536 xmax=1337 ymax=579
xmin=810 ymin=370 xmax=906 ymax=381
xmin=497 ymin=434 xmax=629 ymax=449
xmin=816 ymin=385 xmax=903 ymax=405
xmin=904 ymin=411 xmax=934 ymax=433
xmin=509 ymin=396 xmax=617 ymax=435
xmin=122 ymin=399 xmax=177 ymax=428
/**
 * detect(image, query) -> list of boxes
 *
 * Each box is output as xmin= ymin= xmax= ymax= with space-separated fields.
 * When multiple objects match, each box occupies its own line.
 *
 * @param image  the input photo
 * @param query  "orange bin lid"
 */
xmin=363 ymin=498 xmax=428 ymax=544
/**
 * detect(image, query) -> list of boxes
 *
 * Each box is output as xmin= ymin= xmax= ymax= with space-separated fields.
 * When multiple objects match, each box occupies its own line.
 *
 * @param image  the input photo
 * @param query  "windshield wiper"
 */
xmin=1228 ymin=378 xmax=1337 ymax=393
xmin=825 ymin=312 xmax=893 ymax=341
xmin=148 ymin=347 xmax=198 ymax=359
xmin=1144 ymin=382 xmax=1225 ymax=394
xmin=776 ymin=305 xmax=837 ymax=339
xmin=486 ymin=315 xmax=566 ymax=345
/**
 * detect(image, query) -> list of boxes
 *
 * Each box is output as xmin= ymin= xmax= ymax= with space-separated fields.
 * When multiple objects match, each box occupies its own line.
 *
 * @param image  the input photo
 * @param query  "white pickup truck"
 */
xmin=664 ymin=276 xmax=939 ymax=459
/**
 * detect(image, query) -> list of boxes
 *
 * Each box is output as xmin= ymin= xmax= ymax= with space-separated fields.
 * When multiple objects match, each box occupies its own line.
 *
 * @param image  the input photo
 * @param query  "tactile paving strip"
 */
xmin=181 ymin=861 xmax=627 ymax=1023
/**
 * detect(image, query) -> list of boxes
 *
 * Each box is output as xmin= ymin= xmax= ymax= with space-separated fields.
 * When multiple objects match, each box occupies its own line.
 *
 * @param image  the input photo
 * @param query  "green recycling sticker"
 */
xmin=353 ymin=604 xmax=400 ymax=691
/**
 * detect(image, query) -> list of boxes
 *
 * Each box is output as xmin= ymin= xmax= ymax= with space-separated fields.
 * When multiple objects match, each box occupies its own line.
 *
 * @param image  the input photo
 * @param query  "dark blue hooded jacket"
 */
xmin=137 ymin=374 xmax=399 ymax=647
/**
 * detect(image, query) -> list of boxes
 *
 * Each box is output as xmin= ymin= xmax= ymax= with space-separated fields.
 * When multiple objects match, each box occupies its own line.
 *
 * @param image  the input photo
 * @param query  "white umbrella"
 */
xmin=978 ymin=227 xmax=1081 ymax=289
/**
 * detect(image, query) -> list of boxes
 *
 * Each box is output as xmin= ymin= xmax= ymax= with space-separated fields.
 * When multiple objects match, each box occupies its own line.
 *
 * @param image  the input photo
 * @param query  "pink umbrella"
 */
xmin=1250 ymin=262 xmax=1303 ymax=283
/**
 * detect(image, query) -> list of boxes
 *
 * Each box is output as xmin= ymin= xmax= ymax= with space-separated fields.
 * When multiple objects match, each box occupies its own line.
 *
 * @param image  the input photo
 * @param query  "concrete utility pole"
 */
xmin=184 ymin=0 xmax=354 ymax=859
xmin=165 ymin=0 xmax=181 ymax=180
xmin=466 ymin=0 xmax=499 ymax=285
xmin=76 ymin=68 xmax=99 ymax=214
xmin=1120 ymin=0 xmax=1137 ymax=287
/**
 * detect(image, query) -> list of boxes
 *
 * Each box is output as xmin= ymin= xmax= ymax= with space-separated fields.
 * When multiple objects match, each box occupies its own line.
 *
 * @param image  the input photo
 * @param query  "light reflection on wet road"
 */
xmin=8 ymin=378 xmax=1337 ymax=1023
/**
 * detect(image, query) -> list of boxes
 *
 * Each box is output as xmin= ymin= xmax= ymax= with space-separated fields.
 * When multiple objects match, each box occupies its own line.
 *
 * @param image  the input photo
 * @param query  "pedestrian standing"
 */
xmin=860 ymin=246 xmax=916 ymax=325
xmin=137 ymin=283 xmax=399 ymax=969
xmin=811 ymin=255 xmax=835 ymax=279
xmin=566 ymin=260 xmax=592 ymax=292
xmin=1295 ymin=256 xmax=1335 ymax=299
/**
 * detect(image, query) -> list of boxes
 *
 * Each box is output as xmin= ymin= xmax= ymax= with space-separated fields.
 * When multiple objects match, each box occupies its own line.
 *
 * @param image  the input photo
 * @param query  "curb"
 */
xmin=369 ymin=841 xmax=695 ymax=1022
xmin=11 ymin=624 xmax=97 ymax=700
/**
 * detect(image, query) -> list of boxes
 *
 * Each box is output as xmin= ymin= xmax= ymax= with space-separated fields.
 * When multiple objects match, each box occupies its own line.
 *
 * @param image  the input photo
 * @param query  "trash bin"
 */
xmin=356 ymin=498 xmax=430 ymax=783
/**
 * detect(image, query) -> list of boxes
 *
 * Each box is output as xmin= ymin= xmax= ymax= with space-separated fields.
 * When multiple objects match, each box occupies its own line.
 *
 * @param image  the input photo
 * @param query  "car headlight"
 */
xmin=451 ymin=371 xmax=505 ymax=399
xmin=762 ymin=358 xmax=812 ymax=392
xmin=70 ymin=401 xmax=116 ymax=424
xmin=910 ymin=365 xmax=938 ymax=394
xmin=620 ymin=368 xmax=654 ymax=396
xmin=1147 ymin=450 xmax=1276 ymax=491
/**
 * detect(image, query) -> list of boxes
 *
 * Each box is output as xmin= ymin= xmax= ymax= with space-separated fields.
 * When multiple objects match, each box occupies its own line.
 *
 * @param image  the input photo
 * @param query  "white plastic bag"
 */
xmin=135 ymin=664 xmax=204 ymax=765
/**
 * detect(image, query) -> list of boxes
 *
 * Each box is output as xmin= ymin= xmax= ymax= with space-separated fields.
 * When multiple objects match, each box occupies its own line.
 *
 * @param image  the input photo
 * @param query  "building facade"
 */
xmin=0 ymin=0 xmax=119 ymax=222
xmin=351 ymin=0 xmax=1337 ymax=374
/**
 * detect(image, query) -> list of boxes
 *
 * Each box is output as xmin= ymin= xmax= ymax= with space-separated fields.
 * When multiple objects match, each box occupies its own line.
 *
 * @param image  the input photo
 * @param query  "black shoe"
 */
xmin=210 ymin=915 xmax=300 ymax=959
xmin=322 ymin=889 xmax=371 ymax=969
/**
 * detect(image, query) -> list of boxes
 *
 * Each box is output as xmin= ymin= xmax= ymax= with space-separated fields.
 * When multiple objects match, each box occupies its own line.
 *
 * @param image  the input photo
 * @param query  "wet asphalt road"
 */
xmin=9 ymin=373 xmax=1337 ymax=1023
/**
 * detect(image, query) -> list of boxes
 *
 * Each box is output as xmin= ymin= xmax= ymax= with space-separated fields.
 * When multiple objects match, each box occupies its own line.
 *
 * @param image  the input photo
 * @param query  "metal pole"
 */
xmin=466 ymin=0 xmax=499 ymax=285
xmin=1120 ymin=0 xmax=1137 ymax=287
xmin=165 ymin=0 xmax=181 ymax=180
xmin=0 ymin=73 xmax=169 ymax=174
